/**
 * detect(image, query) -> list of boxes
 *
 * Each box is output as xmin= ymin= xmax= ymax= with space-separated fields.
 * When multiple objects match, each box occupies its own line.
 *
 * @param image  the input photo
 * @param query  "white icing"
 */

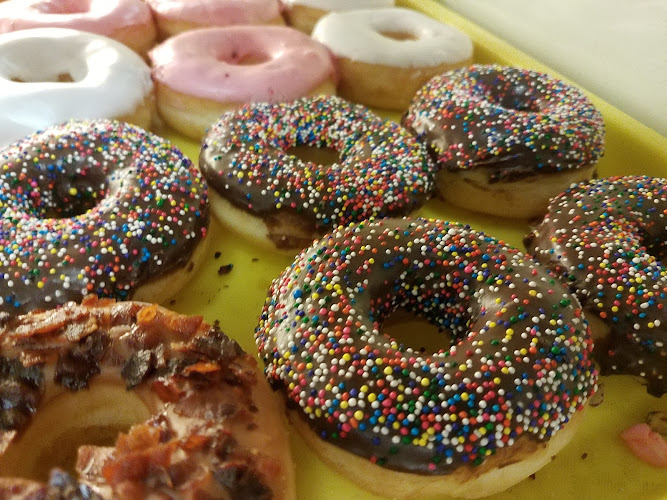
xmin=312 ymin=7 xmax=473 ymax=68
xmin=0 ymin=28 xmax=153 ymax=147
xmin=283 ymin=0 xmax=393 ymax=10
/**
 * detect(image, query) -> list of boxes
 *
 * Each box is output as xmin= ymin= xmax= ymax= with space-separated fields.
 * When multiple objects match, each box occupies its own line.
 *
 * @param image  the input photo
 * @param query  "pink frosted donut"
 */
xmin=146 ymin=0 xmax=286 ymax=40
xmin=0 ymin=0 xmax=156 ymax=55
xmin=149 ymin=25 xmax=337 ymax=140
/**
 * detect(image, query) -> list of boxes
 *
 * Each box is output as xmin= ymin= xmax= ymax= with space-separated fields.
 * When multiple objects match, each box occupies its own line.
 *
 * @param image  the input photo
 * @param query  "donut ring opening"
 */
xmin=0 ymin=382 xmax=150 ymax=480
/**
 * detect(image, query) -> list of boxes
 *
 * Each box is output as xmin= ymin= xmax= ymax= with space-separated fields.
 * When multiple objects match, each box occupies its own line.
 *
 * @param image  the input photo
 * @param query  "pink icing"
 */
xmin=0 ymin=0 xmax=153 ymax=37
xmin=149 ymin=26 xmax=337 ymax=103
xmin=146 ymin=0 xmax=284 ymax=26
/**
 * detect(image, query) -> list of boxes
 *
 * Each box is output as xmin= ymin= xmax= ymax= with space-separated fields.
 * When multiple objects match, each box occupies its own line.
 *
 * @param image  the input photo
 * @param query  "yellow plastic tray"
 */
xmin=160 ymin=1 xmax=667 ymax=498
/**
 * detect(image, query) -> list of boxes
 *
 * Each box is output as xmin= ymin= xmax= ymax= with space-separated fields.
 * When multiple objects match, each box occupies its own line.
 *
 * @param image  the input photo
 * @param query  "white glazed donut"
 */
xmin=283 ymin=0 xmax=394 ymax=33
xmin=0 ymin=28 xmax=154 ymax=147
xmin=312 ymin=8 xmax=473 ymax=110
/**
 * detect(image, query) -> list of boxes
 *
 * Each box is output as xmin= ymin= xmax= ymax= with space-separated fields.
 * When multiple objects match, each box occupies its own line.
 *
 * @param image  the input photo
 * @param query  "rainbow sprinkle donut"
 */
xmin=0 ymin=119 xmax=209 ymax=315
xmin=525 ymin=176 xmax=666 ymax=396
xmin=256 ymin=217 xmax=597 ymax=498
xmin=199 ymin=96 xmax=435 ymax=251
xmin=403 ymin=64 xmax=606 ymax=219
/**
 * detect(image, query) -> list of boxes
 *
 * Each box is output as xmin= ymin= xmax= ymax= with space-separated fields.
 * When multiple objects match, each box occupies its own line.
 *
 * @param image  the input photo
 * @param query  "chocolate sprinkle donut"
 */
xmin=257 ymin=217 xmax=597 ymax=474
xmin=525 ymin=176 xmax=666 ymax=396
xmin=0 ymin=120 xmax=208 ymax=315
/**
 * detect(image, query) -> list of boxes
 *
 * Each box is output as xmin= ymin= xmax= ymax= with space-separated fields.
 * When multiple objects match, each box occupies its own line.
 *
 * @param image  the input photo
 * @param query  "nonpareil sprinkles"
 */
xmin=0 ymin=119 xmax=208 ymax=314
xmin=257 ymin=218 xmax=597 ymax=473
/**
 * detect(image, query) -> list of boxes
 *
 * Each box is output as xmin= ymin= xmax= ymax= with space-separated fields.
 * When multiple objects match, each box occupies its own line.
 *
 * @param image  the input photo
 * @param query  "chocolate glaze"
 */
xmin=0 ymin=120 xmax=209 ymax=315
xmin=199 ymin=96 xmax=434 ymax=246
xmin=525 ymin=176 xmax=666 ymax=396
xmin=402 ymin=65 xmax=605 ymax=183
xmin=257 ymin=218 xmax=597 ymax=474
xmin=0 ymin=297 xmax=276 ymax=499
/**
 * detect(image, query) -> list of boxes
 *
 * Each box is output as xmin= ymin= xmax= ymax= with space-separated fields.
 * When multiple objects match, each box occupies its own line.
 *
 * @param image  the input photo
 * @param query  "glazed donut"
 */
xmin=146 ymin=0 xmax=285 ymax=40
xmin=0 ymin=296 xmax=295 ymax=499
xmin=0 ymin=28 xmax=154 ymax=147
xmin=524 ymin=176 xmax=666 ymax=397
xmin=0 ymin=119 xmax=209 ymax=316
xmin=312 ymin=7 xmax=473 ymax=111
xmin=199 ymin=96 xmax=435 ymax=252
xmin=256 ymin=217 xmax=597 ymax=499
xmin=283 ymin=0 xmax=394 ymax=34
xmin=149 ymin=25 xmax=337 ymax=140
xmin=0 ymin=0 xmax=156 ymax=55
xmin=403 ymin=64 xmax=606 ymax=219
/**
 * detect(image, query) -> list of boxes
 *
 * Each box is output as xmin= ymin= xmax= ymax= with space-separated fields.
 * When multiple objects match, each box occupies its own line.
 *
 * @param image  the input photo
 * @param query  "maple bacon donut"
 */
xmin=525 ymin=176 xmax=666 ymax=396
xmin=149 ymin=25 xmax=337 ymax=140
xmin=199 ymin=96 xmax=435 ymax=252
xmin=146 ymin=0 xmax=285 ymax=40
xmin=0 ymin=119 xmax=209 ymax=316
xmin=312 ymin=7 xmax=473 ymax=110
xmin=403 ymin=64 xmax=606 ymax=218
xmin=0 ymin=296 xmax=295 ymax=499
xmin=0 ymin=28 xmax=154 ymax=147
xmin=257 ymin=218 xmax=597 ymax=499
xmin=0 ymin=0 xmax=156 ymax=55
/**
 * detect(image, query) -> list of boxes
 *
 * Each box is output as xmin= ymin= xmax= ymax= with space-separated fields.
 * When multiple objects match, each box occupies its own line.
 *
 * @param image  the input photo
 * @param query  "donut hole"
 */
xmin=286 ymin=145 xmax=340 ymax=166
xmin=477 ymin=72 xmax=547 ymax=113
xmin=382 ymin=309 xmax=455 ymax=354
xmin=29 ymin=170 xmax=109 ymax=219
xmin=223 ymin=49 xmax=270 ymax=66
xmin=33 ymin=0 xmax=92 ymax=15
xmin=378 ymin=31 xmax=419 ymax=42
xmin=0 ymin=382 xmax=150 ymax=481
xmin=10 ymin=72 xmax=76 ymax=83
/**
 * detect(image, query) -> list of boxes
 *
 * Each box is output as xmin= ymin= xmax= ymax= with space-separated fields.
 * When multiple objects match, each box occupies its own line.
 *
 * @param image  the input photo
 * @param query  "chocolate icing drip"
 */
xmin=525 ymin=176 xmax=666 ymax=396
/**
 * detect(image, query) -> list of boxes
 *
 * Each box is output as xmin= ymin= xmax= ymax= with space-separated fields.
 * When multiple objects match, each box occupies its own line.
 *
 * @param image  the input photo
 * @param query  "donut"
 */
xmin=149 ymin=25 xmax=337 ymax=140
xmin=0 ymin=0 xmax=156 ymax=55
xmin=283 ymin=0 xmax=394 ymax=34
xmin=256 ymin=217 xmax=597 ymax=499
xmin=403 ymin=64 xmax=606 ymax=219
xmin=524 ymin=176 xmax=666 ymax=397
xmin=0 ymin=119 xmax=209 ymax=316
xmin=0 ymin=28 xmax=154 ymax=148
xmin=0 ymin=296 xmax=295 ymax=499
xmin=312 ymin=7 xmax=473 ymax=111
xmin=146 ymin=0 xmax=285 ymax=41
xmin=199 ymin=96 xmax=435 ymax=252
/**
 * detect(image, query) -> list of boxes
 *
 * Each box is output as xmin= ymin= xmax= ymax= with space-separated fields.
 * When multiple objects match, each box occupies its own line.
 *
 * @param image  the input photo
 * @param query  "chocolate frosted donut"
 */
xmin=199 ymin=96 xmax=435 ymax=251
xmin=403 ymin=64 xmax=605 ymax=218
xmin=0 ymin=120 xmax=209 ymax=315
xmin=0 ymin=297 xmax=294 ymax=499
xmin=256 ymin=217 xmax=597 ymax=498
xmin=525 ymin=176 xmax=666 ymax=396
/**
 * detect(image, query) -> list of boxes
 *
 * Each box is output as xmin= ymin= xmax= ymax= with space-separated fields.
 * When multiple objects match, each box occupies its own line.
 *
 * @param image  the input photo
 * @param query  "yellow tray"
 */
xmin=159 ymin=1 xmax=667 ymax=498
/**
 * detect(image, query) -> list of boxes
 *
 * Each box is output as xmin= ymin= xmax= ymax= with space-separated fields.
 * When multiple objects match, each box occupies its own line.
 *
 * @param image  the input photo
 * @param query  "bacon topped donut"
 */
xmin=0 ymin=296 xmax=295 ymax=499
